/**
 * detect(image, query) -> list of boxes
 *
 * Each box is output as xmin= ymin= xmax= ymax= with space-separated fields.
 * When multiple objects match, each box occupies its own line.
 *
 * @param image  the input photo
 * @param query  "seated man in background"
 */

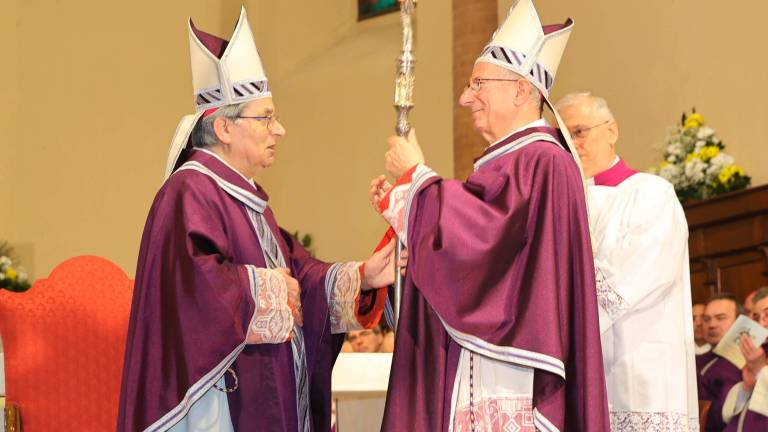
xmin=695 ymin=302 xmax=713 ymax=355
xmin=698 ymin=293 xmax=744 ymax=431
xmin=557 ymin=92 xmax=698 ymax=429
xmin=721 ymin=287 xmax=768 ymax=430
xmin=342 ymin=324 xmax=394 ymax=353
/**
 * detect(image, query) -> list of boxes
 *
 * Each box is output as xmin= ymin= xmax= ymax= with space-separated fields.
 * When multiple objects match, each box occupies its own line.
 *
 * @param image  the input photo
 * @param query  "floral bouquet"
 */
xmin=0 ymin=242 xmax=30 ymax=292
xmin=653 ymin=109 xmax=751 ymax=203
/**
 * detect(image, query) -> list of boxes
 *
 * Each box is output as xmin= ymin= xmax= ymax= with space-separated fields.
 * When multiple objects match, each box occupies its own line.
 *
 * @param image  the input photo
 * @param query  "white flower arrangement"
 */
xmin=652 ymin=109 xmax=750 ymax=202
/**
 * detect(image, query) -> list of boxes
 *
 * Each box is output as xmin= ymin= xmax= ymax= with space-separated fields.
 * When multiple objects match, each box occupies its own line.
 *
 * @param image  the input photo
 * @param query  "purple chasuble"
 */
xmin=381 ymin=127 xmax=611 ymax=431
xmin=698 ymin=353 xmax=742 ymax=432
xmin=592 ymin=158 xmax=638 ymax=187
xmin=698 ymin=350 xmax=717 ymax=375
xmin=723 ymin=344 xmax=768 ymax=432
xmin=117 ymin=150 xmax=343 ymax=432
xmin=724 ymin=409 xmax=768 ymax=432
xmin=723 ymin=386 xmax=768 ymax=432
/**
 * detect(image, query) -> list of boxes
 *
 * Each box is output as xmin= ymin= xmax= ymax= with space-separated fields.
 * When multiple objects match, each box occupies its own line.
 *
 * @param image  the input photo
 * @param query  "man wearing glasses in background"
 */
xmin=556 ymin=93 xmax=699 ymax=429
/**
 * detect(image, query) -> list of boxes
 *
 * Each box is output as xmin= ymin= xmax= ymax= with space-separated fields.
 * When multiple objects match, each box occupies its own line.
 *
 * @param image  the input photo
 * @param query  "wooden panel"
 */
xmin=718 ymin=255 xmax=768 ymax=298
xmin=688 ymin=230 xmax=707 ymax=260
xmin=692 ymin=218 xmax=767 ymax=258
xmin=684 ymin=185 xmax=768 ymax=303
xmin=690 ymin=267 xmax=714 ymax=305
xmin=685 ymin=184 xmax=768 ymax=227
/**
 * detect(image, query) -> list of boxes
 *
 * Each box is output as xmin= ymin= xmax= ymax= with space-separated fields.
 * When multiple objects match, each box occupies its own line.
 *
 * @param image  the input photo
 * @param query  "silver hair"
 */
xmin=554 ymin=92 xmax=615 ymax=121
xmin=527 ymin=81 xmax=543 ymax=109
xmin=754 ymin=286 xmax=768 ymax=305
xmin=190 ymin=102 xmax=250 ymax=149
xmin=501 ymin=68 xmax=543 ymax=109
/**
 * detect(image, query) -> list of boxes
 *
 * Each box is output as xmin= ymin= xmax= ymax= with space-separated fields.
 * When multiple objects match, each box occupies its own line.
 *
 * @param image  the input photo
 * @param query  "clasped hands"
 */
xmin=274 ymin=241 xmax=407 ymax=327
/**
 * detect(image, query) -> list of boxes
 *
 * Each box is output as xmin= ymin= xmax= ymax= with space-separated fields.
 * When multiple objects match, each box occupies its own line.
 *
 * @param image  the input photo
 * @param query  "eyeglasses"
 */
xmin=237 ymin=114 xmax=281 ymax=131
xmin=464 ymin=78 xmax=520 ymax=93
xmin=569 ymin=120 xmax=611 ymax=139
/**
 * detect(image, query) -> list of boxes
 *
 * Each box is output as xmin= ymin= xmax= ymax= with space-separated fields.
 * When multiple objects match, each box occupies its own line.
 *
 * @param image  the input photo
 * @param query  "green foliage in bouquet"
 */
xmin=652 ymin=108 xmax=751 ymax=203
xmin=0 ymin=242 xmax=31 ymax=292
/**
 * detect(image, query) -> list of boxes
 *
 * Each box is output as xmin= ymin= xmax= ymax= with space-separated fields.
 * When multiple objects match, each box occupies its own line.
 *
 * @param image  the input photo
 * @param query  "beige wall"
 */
xmin=12 ymin=0 xmax=762 ymax=280
xmin=0 ymin=1 xmax=19 ymax=243
xmin=500 ymin=0 xmax=768 ymax=185
xmin=6 ymin=1 xmax=452 ymax=278
xmin=6 ymin=1 xmax=242 ymax=278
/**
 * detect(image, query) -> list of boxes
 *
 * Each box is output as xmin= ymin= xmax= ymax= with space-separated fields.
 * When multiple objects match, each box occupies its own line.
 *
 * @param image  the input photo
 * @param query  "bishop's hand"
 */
xmin=361 ymin=239 xmax=408 ymax=290
xmin=739 ymin=333 xmax=767 ymax=376
xmin=385 ymin=128 xmax=424 ymax=179
xmin=276 ymin=267 xmax=303 ymax=327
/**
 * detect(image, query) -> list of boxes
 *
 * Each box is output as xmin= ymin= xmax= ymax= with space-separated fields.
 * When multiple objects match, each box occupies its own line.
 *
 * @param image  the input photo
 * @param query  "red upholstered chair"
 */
xmin=0 ymin=256 xmax=133 ymax=431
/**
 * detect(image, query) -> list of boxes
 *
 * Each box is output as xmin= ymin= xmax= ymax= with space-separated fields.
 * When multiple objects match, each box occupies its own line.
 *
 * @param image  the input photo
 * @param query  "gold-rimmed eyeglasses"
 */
xmin=237 ymin=114 xmax=281 ymax=131
xmin=464 ymin=78 xmax=520 ymax=93
xmin=569 ymin=120 xmax=611 ymax=139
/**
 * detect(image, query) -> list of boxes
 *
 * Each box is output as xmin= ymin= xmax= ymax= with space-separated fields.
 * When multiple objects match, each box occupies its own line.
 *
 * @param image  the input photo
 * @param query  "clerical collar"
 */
xmin=488 ymin=118 xmax=548 ymax=149
xmin=196 ymin=148 xmax=258 ymax=188
xmin=590 ymin=156 xmax=638 ymax=187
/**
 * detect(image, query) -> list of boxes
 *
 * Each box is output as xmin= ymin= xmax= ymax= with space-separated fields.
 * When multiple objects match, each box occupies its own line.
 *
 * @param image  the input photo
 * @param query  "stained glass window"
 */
xmin=358 ymin=0 xmax=398 ymax=21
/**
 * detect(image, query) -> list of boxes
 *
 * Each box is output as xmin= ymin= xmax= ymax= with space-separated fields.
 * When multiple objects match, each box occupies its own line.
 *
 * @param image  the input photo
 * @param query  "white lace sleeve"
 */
xmin=595 ymin=264 xmax=629 ymax=322
xmin=325 ymin=262 xmax=364 ymax=334
xmin=244 ymin=266 xmax=293 ymax=344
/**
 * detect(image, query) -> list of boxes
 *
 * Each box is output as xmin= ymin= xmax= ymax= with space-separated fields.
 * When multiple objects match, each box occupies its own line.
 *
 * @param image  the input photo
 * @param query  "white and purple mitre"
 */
xmin=476 ymin=0 xmax=573 ymax=99
xmin=165 ymin=6 xmax=271 ymax=179
xmin=477 ymin=0 xmax=585 ymax=179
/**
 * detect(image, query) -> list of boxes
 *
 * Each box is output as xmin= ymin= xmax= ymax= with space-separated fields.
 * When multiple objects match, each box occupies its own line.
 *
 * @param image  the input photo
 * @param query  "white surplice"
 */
xmin=589 ymin=163 xmax=699 ymax=431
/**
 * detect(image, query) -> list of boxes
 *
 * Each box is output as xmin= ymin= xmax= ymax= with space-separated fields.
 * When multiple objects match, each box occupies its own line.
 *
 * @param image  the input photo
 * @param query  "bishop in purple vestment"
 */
xmin=117 ymin=9 xmax=394 ymax=432
xmin=369 ymin=2 xmax=610 ymax=430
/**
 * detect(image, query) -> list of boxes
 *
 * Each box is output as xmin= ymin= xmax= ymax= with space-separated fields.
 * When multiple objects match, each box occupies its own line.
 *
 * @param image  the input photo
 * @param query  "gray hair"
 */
xmin=554 ymin=92 xmax=615 ymax=121
xmin=753 ymin=286 xmax=768 ymax=305
xmin=497 ymin=68 xmax=543 ymax=112
xmin=190 ymin=102 xmax=249 ymax=149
